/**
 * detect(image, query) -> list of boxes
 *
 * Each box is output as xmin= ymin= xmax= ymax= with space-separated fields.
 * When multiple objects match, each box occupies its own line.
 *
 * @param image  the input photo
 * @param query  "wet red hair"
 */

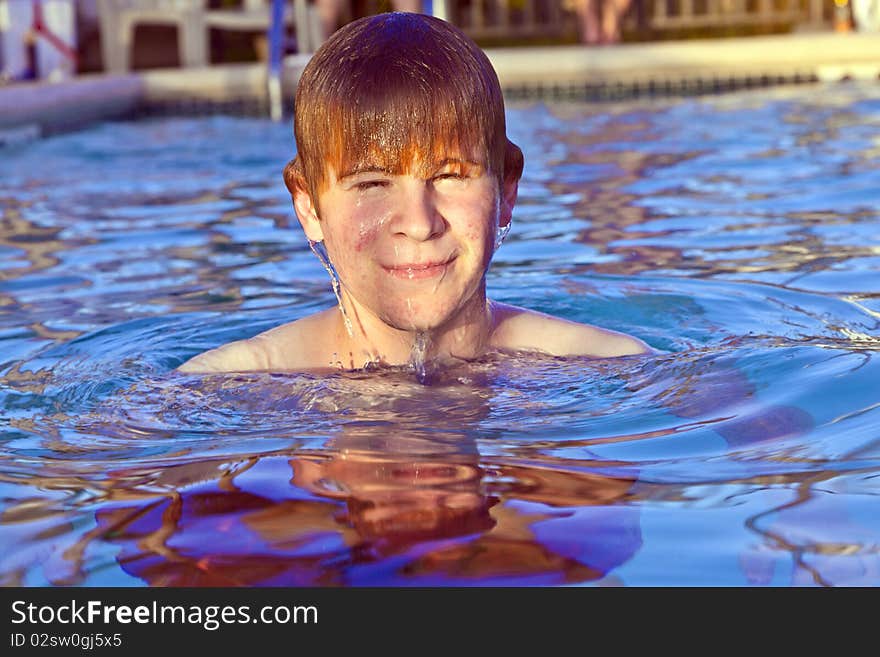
xmin=283 ymin=12 xmax=523 ymax=209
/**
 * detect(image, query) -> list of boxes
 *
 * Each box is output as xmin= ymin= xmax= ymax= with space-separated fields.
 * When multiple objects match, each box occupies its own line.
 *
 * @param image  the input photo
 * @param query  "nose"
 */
xmin=390 ymin=182 xmax=446 ymax=242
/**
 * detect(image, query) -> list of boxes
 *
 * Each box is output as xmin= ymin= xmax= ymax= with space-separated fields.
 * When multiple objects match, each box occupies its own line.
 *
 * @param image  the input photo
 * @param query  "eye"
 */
xmin=432 ymin=172 xmax=467 ymax=185
xmin=355 ymin=179 xmax=389 ymax=191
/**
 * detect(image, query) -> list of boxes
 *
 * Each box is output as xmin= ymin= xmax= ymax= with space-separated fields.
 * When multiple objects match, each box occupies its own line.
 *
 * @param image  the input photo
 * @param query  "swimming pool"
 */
xmin=1 ymin=81 xmax=878 ymax=586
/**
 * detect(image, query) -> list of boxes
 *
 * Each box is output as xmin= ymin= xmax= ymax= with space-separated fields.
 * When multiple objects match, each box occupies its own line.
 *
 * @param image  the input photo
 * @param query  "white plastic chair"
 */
xmin=852 ymin=0 xmax=880 ymax=32
xmin=96 ymin=0 xmax=317 ymax=73
xmin=0 ymin=0 xmax=77 ymax=81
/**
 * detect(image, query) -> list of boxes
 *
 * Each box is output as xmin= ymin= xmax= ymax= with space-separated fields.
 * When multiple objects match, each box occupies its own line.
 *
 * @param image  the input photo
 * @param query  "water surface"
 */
xmin=1 ymin=82 xmax=878 ymax=586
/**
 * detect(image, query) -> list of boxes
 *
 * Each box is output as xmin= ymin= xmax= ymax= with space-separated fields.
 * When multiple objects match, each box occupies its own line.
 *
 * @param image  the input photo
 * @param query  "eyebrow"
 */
xmin=437 ymin=158 xmax=482 ymax=167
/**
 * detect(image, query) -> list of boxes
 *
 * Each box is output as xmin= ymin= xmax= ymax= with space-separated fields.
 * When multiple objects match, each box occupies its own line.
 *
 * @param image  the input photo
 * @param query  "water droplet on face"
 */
xmin=494 ymin=222 xmax=511 ymax=252
xmin=310 ymin=239 xmax=354 ymax=338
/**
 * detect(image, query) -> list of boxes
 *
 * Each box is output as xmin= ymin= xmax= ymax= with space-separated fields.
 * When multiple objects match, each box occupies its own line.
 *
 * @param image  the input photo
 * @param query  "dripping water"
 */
xmin=494 ymin=222 xmax=510 ymax=252
xmin=309 ymin=239 xmax=354 ymax=338
xmin=410 ymin=331 xmax=431 ymax=385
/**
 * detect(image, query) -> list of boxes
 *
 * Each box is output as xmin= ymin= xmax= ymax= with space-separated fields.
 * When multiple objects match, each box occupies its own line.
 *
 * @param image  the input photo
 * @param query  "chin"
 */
xmin=382 ymin=307 xmax=456 ymax=333
xmin=386 ymin=317 xmax=443 ymax=333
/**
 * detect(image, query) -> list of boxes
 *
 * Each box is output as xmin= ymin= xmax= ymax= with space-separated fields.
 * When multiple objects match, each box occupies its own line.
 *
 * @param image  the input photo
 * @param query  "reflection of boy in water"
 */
xmin=179 ymin=12 xmax=649 ymax=375
xmin=292 ymin=436 xmax=498 ymax=551
xmin=43 ymin=358 xmax=822 ymax=586
xmin=78 ymin=431 xmax=641 ymax=586
xmin=293 ymin=446 xmax=640 ymax=584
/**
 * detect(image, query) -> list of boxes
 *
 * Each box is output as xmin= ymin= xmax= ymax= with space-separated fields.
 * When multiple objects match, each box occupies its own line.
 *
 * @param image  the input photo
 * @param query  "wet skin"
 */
xmin=178 ymin=155 xmax=650 ymax=373
xmin=292 ymin=156 xmax=514 ymax=364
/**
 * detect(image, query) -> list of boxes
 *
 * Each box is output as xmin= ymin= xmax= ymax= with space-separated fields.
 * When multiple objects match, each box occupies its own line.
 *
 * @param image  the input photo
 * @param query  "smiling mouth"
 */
xmin=383 ymin=257 xmax=455 ymax=280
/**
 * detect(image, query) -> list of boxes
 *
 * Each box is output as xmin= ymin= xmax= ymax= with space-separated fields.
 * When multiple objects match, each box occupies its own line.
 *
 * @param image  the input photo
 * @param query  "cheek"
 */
xmin=460 ymin=203 xmax=497 ymax=246
xmin=325 ymin=213 xmax=386 ymax=262
xmin=457 ymin=187 xmax=499 ymax=242
xmin=466 ymin=222 xmax=490 ymax=243
xmin=353 ymin=205 xmax=393 ymax=253
xmin=354 ymin=221 xmax=380 ymax=253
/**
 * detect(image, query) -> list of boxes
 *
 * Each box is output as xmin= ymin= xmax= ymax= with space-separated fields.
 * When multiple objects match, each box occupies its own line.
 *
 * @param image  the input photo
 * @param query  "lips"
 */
xmin=383 ymin=256 xmax=455 ymax=280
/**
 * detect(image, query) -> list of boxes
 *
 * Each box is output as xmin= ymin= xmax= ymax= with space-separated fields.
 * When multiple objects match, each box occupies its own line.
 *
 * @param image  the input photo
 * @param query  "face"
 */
xmin=292 ymin=449 xmax=490 ymax=542
xmin=295 ymin=151 xmax=516 ymax=333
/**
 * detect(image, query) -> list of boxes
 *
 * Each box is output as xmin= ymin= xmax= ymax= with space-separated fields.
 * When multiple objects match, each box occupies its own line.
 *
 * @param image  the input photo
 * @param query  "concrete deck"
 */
xmin=489 ymin=32 xmax=880 ymax=87
xmin=1 ymin=32 xmax=879 ymax=139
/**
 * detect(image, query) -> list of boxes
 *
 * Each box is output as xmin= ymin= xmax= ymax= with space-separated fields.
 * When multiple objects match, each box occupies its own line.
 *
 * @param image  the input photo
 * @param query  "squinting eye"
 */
xmin=433 ymin=173 xmax=466 ymax=183
xmin=356 ymin=180 xmax=389 ymax=191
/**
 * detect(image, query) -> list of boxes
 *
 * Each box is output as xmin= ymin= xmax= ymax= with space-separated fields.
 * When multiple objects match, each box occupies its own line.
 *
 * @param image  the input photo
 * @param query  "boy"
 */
xmin=179 ymin=12 xmax=650 ymax=375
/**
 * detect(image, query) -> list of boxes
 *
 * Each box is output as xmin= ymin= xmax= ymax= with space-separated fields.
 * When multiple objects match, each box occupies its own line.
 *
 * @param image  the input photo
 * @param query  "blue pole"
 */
xmin=267 ymin=0 xmax=285 ymax=121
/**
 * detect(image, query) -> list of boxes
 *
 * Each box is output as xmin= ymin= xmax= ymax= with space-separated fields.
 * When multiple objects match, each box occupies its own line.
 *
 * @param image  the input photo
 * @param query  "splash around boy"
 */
xmin=179 ymin=12 xmax=650 ymax=375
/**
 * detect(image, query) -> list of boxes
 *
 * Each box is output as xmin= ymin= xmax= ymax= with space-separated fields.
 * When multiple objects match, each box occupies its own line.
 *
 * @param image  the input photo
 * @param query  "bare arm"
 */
xmin=629 ymin=353 xmax=813 ymax=447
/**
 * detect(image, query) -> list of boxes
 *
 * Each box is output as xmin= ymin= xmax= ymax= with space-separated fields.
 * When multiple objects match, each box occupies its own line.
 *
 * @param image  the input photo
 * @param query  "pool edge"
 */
xmin=1 ymin=32 xmax=878 ymax=139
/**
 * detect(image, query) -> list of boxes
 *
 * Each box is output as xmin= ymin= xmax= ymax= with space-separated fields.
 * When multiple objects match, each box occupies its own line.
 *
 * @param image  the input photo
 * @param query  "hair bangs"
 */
xmin=290 ymin=13 xmax=511 ymax=204
xmin=329 ymin=75 xmax=495 ymax=182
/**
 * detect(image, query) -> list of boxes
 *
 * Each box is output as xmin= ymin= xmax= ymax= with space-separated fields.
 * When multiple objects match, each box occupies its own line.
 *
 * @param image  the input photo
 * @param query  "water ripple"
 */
xmin=1 ymin=83 xmax=879 ymax=585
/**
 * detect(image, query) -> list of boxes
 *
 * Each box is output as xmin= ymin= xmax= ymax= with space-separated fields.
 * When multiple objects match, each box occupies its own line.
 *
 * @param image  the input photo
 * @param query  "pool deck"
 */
xmin=1 ymin=31 xmax=879 ymax=138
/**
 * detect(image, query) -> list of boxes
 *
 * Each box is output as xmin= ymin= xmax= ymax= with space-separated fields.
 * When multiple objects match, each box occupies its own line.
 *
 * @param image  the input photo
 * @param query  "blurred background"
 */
xmin=0 ymin=0 xmax=876 ymax=83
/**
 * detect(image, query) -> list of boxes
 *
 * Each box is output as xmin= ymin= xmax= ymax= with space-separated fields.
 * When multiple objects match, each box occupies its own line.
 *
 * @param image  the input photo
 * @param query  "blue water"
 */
xmin=1 ymin=81 xmax=878 ymax=586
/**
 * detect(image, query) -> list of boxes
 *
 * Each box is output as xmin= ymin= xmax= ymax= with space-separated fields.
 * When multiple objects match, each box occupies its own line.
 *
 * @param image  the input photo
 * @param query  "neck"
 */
xmin=331 ymin=288 xmax=495 ymax=370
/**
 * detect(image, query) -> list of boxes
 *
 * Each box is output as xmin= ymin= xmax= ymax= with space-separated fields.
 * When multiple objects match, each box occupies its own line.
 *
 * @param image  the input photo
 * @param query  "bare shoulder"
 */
xmin=177 ymin=310 xmax=338 ymax=373
xmin=489 ymin=302 xmax=652 ymax=358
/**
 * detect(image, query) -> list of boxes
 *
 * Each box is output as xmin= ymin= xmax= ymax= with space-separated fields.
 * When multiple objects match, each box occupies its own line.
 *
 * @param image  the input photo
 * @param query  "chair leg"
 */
xmin=97 ymin=1 xmax=126 ymax=73
xmin=293 ymin=0 xmax=311 ymax=53
xmin=180 ymin=10 xmax=207 ymax=67
xmin=1 ymin=0 xmax=33 ymax=78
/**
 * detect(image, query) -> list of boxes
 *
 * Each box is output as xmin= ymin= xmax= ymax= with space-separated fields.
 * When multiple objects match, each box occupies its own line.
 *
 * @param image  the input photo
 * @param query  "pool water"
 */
xmin=1 ymin=82 xmax=878 ymax=586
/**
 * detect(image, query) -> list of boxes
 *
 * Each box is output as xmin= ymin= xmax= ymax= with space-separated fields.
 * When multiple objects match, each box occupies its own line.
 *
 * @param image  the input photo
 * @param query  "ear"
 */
xmin=500 ymin=175 xmax=519 ymax=228
xmin=500 ymin=142 xmax=523 ymax=228
xmin=283 ymin=158 xmax=324 ymax=242
xmin=292 ymin=187 xmax=324 ymax=242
